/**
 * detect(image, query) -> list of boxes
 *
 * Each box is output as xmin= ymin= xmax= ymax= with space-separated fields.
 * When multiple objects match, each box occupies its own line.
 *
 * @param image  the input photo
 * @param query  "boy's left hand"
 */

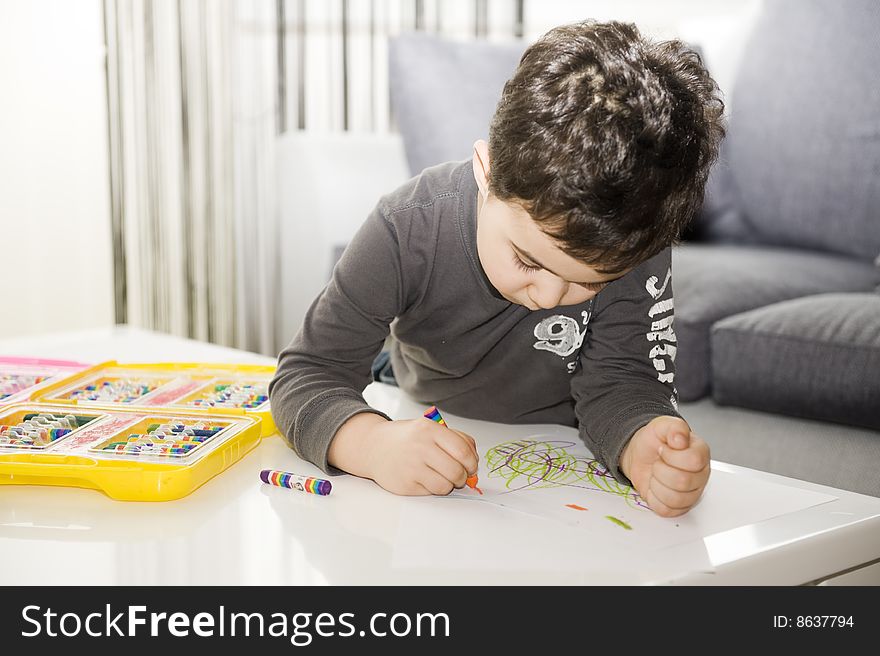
xmin=619 ymin=416 xmax=710 ymax=517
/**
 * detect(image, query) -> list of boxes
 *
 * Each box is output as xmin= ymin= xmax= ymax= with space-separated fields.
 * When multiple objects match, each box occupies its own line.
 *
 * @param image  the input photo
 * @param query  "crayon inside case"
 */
xmin=0 ymin=402 xmax=262 ymax=501
xmin=32 ymin=360 xmax=277 ymax=437
xmin=0 ymin=356 xmax=91 ymax=406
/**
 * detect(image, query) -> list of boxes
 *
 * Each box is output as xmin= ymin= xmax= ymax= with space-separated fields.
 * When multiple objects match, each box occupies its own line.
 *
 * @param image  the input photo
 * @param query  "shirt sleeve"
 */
xmin=268 ymin=205 xmax=405 ymax=474
xmin=571 ymin=247 xmax=682 ymax=485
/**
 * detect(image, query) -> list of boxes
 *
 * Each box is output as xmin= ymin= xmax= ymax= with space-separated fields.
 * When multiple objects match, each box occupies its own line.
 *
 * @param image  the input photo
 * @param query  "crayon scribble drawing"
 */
xmin=486 ymin=439 xmax=648 ymax=510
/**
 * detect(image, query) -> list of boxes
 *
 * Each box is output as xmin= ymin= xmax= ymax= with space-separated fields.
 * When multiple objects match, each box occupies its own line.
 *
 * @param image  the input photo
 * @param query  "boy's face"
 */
xmin=476 ymin=192 xmax=624 ymax=310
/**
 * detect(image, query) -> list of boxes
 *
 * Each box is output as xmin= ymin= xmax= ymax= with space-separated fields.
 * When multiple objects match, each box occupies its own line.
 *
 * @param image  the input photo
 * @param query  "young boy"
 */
xmin=269 ymin=20 xmax=725 ymax=517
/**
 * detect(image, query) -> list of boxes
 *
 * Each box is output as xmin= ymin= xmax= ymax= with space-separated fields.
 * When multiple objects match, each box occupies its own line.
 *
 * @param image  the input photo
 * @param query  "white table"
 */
xmin=1 ymin=325 xmax=879 ymax=585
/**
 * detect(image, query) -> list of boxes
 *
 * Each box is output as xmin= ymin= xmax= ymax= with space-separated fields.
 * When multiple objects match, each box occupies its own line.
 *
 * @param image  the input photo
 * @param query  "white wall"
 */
xmin=0 ymin=0 xmax=114 ymax=339
xmin=276 ymin=131 xmax=411 ymax=350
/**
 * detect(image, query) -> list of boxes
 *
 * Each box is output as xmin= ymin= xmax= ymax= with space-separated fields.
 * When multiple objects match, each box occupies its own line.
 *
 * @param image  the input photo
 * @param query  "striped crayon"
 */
xmin=260 ymin=469 xmax=332 ymax=495
xmin=423 ymin=405 xmax=447 ymax=426
xmin=423 ymin=406 xmax=480 ymax=492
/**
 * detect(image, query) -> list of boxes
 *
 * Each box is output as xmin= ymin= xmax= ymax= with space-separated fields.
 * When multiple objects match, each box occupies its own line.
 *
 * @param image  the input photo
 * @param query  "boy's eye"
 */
xmin=579 ymin=281 xmax=608 ymax=292
xmin=513 ymin=252 xmax=608 ymax=291
xmin=513 ymin=254 xmax=541 ymax=273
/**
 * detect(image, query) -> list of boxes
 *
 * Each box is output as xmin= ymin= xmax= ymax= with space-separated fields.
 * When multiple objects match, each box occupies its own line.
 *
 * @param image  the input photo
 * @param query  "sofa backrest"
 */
xmin=389 ymin=32 xmax=525 ymax=176
xmin=699 ymin=0 xmax=880 ymax=261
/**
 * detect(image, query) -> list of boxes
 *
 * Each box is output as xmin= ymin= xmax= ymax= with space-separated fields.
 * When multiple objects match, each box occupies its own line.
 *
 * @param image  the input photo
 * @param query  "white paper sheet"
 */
xmin=392 ymin=435 xmax=836 ymax=573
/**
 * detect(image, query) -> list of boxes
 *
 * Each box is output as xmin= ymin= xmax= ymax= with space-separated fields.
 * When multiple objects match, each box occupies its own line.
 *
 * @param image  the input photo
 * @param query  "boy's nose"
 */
xmin=529 ymin=279 xmax=569 ymax=309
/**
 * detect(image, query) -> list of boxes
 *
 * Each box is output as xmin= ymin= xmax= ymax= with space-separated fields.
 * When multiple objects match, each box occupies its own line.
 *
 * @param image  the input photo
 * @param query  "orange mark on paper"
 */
xmin=565 ymin=503 xmax=588 ymax=511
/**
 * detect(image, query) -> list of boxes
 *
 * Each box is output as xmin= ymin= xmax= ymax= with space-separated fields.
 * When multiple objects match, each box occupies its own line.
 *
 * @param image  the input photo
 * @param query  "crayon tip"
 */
xmin=466 ymin=475 xmax=482 ymax=494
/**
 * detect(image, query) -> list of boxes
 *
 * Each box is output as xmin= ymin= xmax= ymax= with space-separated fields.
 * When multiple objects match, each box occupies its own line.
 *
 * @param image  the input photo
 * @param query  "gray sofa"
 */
xmin=387 ymin=0 xmax=880 ymax=496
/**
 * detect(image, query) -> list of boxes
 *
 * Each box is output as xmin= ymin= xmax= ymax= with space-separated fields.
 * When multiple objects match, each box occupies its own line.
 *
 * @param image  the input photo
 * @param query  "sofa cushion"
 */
xmin=389 ymin=33 xmax=524 ymax=176
xmin=672 ymin=244 xmax=880 ymax=401
xmin=697 ymin=0 xmax=880 ymax=261
xmin=710 ymin=293 xmax=880 ymax=429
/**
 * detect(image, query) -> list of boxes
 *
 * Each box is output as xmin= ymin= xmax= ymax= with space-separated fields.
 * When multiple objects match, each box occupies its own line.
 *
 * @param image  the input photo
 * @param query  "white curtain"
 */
xmin=104 ymin=0 xmax=522 ymax=356
xmin=105 ymin=0 xmax=278 ymax=354
xmin=278 ymin=0 xmax=522 ymax=134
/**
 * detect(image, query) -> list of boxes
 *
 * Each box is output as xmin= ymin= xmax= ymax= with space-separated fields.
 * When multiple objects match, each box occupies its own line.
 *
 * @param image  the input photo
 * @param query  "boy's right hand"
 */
xmin=328 ymin=412 xmax=479 ymax=496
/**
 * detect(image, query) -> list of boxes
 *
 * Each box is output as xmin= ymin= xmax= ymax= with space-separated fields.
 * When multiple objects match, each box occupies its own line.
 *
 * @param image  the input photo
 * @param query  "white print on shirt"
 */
xmin=533 ymin=315 xmax=584 ymax=357
xmin=646 ymin=269 xmax=672 ymax=299
xmin=533 ymin=308 xmax=592 ymax=373
xmin=645 ymin=268 xmax=676 ymax=386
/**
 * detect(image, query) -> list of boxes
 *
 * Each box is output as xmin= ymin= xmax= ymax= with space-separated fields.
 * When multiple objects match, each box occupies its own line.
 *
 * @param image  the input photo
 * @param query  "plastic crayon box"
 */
xmin=0 ymin=357 xmax=91 ymax=407
xmin=0 ymin=402 xmax=261 ymax=501
xmin=31 ymin=361 xmax=277 ymax=437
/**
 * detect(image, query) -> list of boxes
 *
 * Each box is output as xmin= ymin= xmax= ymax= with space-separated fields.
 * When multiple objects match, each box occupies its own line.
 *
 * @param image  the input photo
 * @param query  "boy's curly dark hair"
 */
xmin=488 ymin=20 xmax=726 ymax=273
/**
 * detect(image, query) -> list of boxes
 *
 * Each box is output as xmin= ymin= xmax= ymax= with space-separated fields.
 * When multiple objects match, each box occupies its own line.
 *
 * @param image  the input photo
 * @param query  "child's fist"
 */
xmin=330 ymin=412 xmax=479 ymax=496
xmin=619 ymin=416 xmax=710 ymax=517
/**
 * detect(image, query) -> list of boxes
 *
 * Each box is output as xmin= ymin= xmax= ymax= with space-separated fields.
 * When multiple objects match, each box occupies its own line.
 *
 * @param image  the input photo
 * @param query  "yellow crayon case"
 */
xmin=0 ymin=402 xmax=262 ymax=501
xmin=31 ymin=360 xmax=277 ymax=437
xmin=0 ymin=356 xmax=92 ymax=406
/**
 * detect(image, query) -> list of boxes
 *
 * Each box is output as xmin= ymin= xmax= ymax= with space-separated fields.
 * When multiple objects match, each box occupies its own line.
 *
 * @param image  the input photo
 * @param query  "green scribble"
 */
xmin=485 ymin=439 xmax=646 ymax=510
xmin=605 ymin=515 xmax=632 ymax=530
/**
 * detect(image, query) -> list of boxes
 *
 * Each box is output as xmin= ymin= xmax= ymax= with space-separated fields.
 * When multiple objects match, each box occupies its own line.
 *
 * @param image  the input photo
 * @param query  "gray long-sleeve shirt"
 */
xmin=269 ymin=160 xmax=681 ymax=484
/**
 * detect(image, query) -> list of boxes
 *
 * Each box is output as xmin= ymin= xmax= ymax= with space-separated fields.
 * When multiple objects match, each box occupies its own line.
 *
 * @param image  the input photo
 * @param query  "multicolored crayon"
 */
xmin=423 ymin=406 xmax=480 ymax=492
xmin=259 ymin=469 xmax=332 ymax=495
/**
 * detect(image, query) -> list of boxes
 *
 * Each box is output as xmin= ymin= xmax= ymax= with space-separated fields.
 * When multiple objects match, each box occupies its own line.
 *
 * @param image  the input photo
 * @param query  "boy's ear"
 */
xmin=472 ymin=140 xmax=490 ymax=201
